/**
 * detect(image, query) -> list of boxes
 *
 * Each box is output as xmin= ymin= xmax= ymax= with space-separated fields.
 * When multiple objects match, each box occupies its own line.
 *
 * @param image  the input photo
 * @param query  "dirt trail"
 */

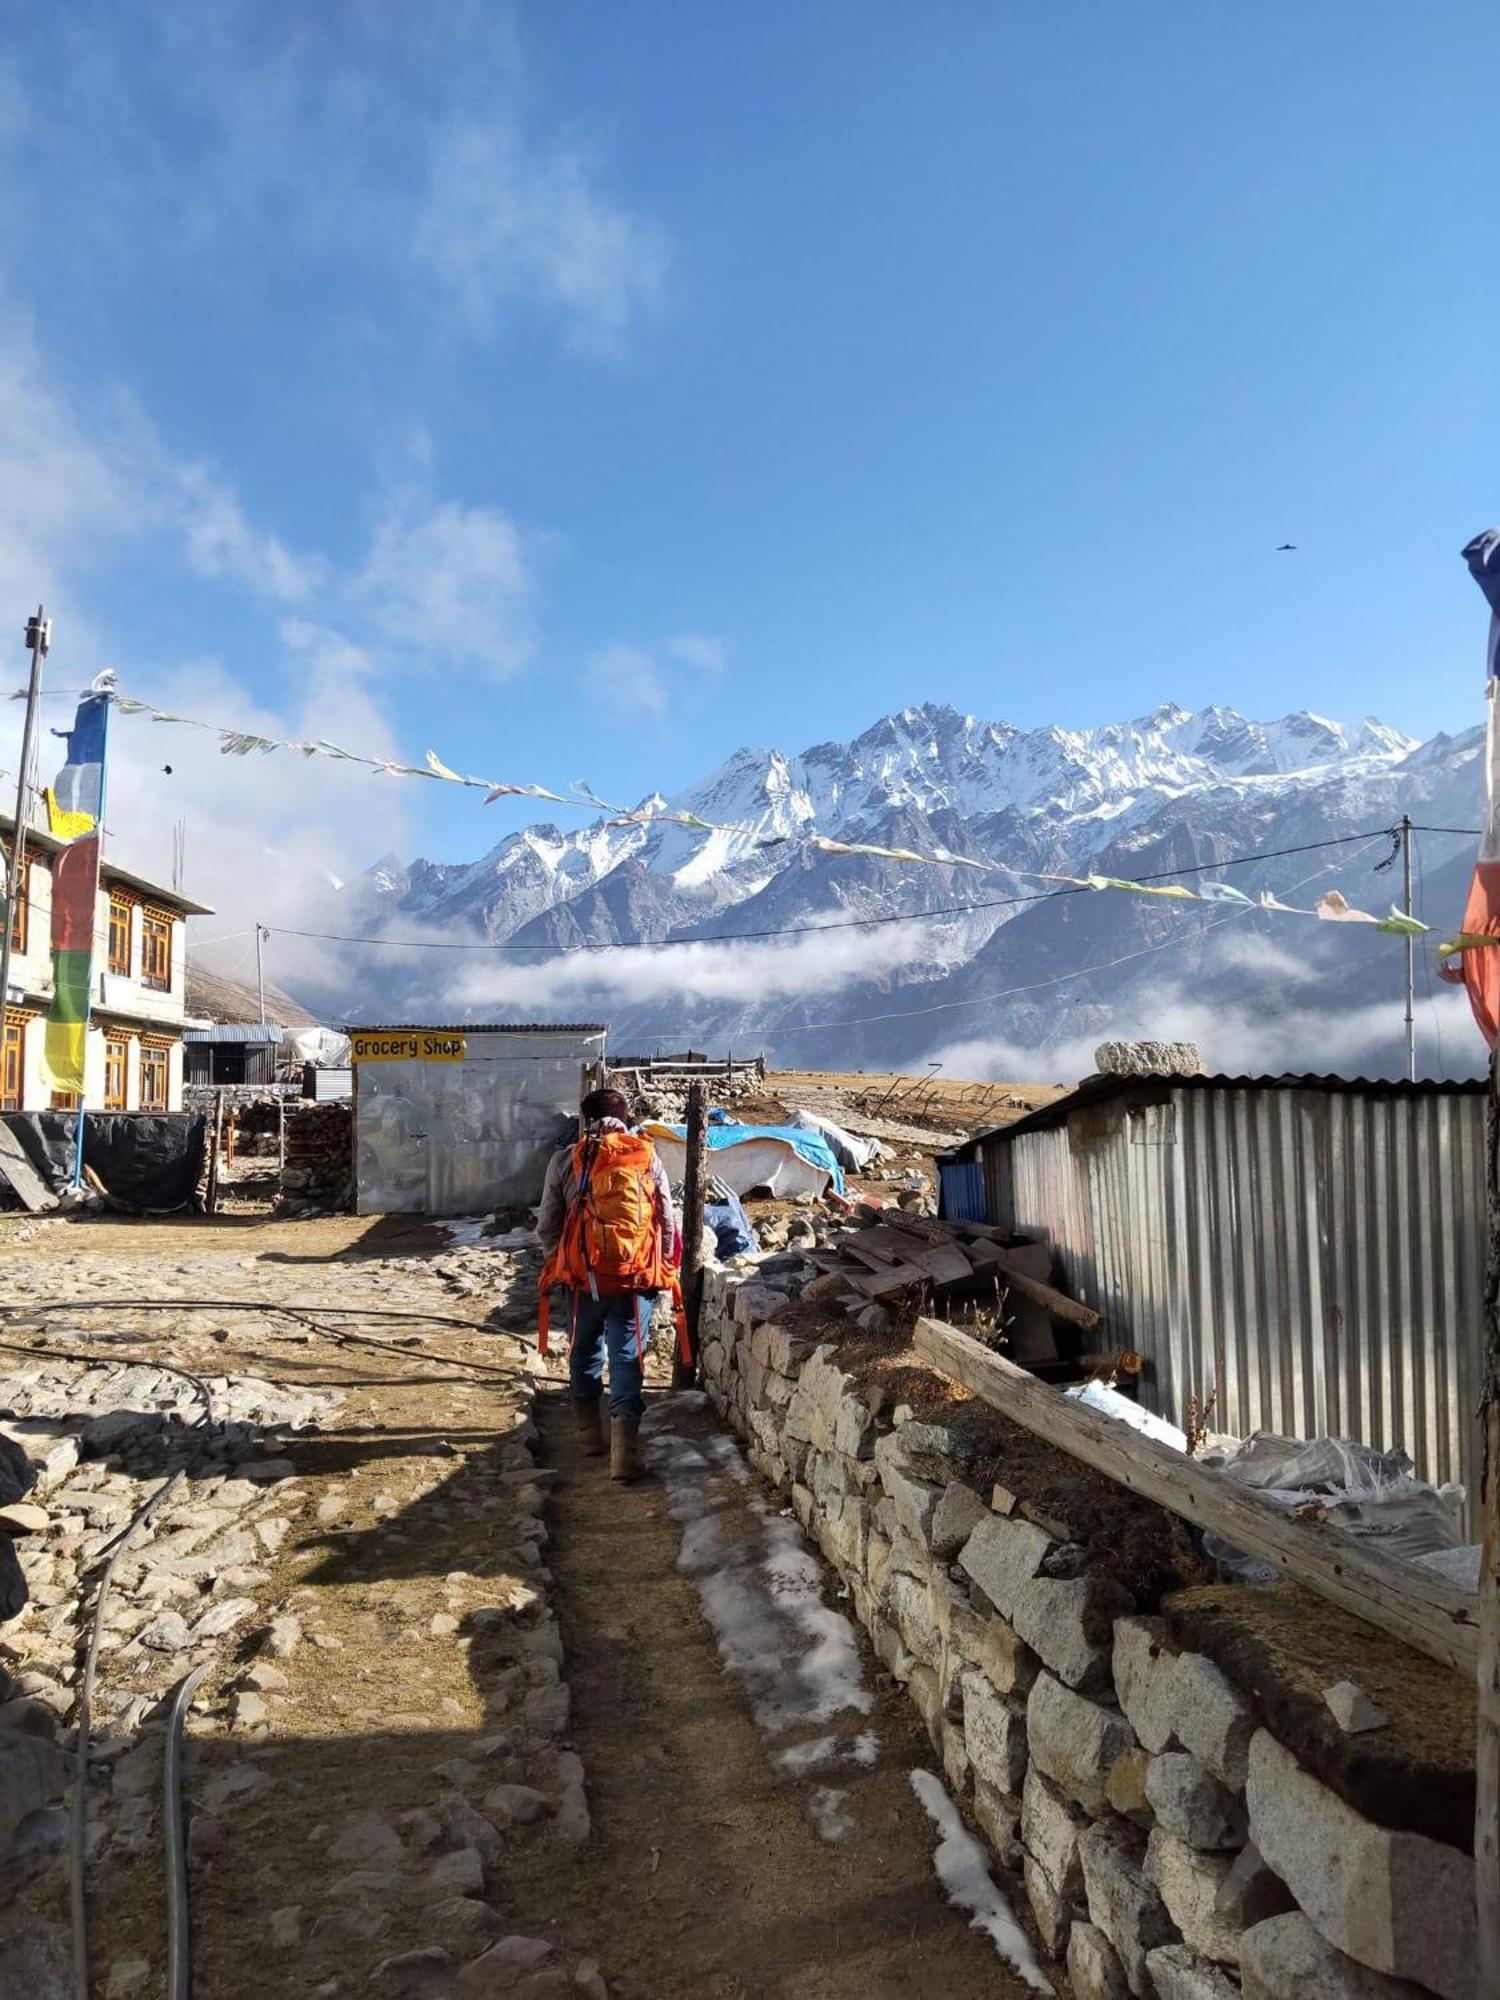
xmin=499 ymin=1390 xmax=1036 ymax=2000
xmin=0 ymin=1213 xmax=1046 ymax=1999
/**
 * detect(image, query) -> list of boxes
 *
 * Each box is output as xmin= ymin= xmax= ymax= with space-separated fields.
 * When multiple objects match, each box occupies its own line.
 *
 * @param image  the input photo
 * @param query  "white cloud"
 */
xmin=924 ymin=980 xmax=1483 ymax=1086
xmin=413 ymin=117 xmax=667 ymax=351
xmin=0 ymin=12 xmax=665 ymax=355
xmin=351 ymin=498 xmax=535 ymax=680
xmin=586 ymin=643 xmax=668 ymax=723
xmin=441 ymin=920 xmax=933 ymax=1015
xmin=669 ymin=633 xmax=728 ymax=674
xmin=584 ymin=631 xmax=731 ymax=721
xmin=171 ymin=462 xmax=322 ymax=604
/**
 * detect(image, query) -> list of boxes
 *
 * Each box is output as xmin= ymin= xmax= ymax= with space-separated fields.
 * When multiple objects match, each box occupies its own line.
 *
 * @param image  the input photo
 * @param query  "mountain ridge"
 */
xmin=256 ymin=699 xmax=1485 ymax=1079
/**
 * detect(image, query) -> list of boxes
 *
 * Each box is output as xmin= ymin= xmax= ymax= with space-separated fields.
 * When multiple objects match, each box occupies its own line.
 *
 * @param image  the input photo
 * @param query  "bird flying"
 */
xmin=1276 ymin=543 xmax=1297 ymax=551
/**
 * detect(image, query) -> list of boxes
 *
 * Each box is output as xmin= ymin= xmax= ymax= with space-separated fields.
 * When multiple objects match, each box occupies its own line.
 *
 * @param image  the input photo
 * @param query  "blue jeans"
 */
xmin=568 ymin=1290 xmax=650 ymax=1421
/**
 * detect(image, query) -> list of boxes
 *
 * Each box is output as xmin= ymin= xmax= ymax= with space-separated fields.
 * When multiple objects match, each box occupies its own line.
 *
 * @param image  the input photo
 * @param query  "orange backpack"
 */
xmin=537 ymin=1129 xmax=692 ymax=1365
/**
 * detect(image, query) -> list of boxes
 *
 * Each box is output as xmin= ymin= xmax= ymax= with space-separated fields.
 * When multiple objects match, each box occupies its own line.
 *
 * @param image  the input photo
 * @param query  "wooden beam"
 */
xmin=961 ymin=1242 xmax=1102 ymax=1332
xmin=912 ymin=1316 xmax=1480 ymax=1679
xmin=1478 ymin=1046 xmax=1500 ymax=1982
xmin=673 ymin=1080 xmax=709 ymax=1391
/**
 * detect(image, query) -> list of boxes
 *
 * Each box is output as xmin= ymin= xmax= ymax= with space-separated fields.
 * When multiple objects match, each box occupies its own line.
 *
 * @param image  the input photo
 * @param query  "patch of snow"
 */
xmin=806 ymin=1786 xmax=853 ymax=1844
xmin=440 ymin=1218 xmax=491 ymax=1247
xmin=1064 ymin=1380 xmax=1188 ymax=1450
xmin=909 ymin=1769 xmax=1053 ymax=1993
xmin=644 ymin=1396 xmax=875 ymax=1823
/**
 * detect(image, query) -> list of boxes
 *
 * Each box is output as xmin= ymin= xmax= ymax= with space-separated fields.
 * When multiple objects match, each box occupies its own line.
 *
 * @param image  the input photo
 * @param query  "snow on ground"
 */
xmin=643 ymin=1394 xmax=876 ymax=1839
xmin=909 ymin=1770 xmax=1053 ymax=1994
xmin=439 ymin=1219 xmax=538 ymax=1248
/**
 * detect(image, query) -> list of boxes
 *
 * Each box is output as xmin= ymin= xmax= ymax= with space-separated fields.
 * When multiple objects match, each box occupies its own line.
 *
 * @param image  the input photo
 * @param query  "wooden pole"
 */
xmin=1478 ymin=1046 xmax=1500 ymax=1985
xmin=913 ymin=1316 xmax=1481 ymax=1677
xmin=673 ymin=1079 xmax=709 ymax=1389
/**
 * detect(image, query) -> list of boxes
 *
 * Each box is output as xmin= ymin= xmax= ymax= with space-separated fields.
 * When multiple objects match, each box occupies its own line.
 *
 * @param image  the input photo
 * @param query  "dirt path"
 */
xmin=498 ymin=1388 xmax=1036 ymax=2000
xmin=0 ymin=1214 xmax=1046 ymax=1999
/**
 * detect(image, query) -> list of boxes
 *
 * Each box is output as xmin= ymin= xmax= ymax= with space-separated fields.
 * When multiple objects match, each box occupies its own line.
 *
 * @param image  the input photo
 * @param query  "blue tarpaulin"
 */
xmin=654 ymin=1115 xmax=846 ymax=1195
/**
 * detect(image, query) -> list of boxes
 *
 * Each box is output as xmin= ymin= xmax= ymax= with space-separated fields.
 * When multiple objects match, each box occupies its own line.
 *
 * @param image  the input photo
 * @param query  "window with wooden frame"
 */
xmin=141 ymin=910 xmax=173 ymax=991
xmin=1 ymin=1012 xmax=24 ymax=1113
xmin=139 ymin=1041 xmax=168 ymax=1112
xmin=49 ymin=1090 xmax=81 ymax=1110
xmin=104 ymin=1034 xmax=129 ymax=1112
xmin=1 ymin=842 xmax=28 ymax=956
xmin=108 ymin=894 xmax=134 ymax=976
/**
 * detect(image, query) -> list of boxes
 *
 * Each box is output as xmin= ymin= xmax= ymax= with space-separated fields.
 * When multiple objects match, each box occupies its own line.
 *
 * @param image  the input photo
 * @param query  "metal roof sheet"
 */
xmin=942 ymin=1069 xmax=1488 ymax=1157
xmin=183 ymin=1023 xmax=285 ymax=1044
xmin=343 ymin=1022 xmax=607 ymax=1035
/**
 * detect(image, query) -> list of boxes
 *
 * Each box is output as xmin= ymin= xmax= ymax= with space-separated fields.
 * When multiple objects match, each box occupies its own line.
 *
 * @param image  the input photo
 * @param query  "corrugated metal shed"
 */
xmin=352 ymin=1022 xmax=608 ymax=1217
xmin=947 ymin=1072 xmax=1487 ymax=1524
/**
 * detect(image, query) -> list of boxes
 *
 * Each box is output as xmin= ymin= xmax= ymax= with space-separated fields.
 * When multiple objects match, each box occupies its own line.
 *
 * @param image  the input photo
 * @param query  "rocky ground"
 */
xmin=0 ymin=1211 xmax=1047 ymax=1999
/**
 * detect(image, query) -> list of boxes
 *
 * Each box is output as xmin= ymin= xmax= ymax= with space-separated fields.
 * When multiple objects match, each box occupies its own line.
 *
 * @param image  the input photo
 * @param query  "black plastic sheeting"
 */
xmin=0 ymin=1112 xmax=206 ymax=1211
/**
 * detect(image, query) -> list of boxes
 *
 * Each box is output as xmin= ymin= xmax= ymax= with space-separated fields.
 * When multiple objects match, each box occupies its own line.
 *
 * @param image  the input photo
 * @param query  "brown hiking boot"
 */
xmin=610 ymin=1415 xmax=645 ymax=1482
xmin=573 ymin=1400 xmax=607 ymax=1457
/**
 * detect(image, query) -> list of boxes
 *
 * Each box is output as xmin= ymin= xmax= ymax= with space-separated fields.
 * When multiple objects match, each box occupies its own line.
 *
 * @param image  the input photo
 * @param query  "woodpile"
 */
xmin=279 ymin=1101 xmax=353 ymax=1215
xmin=807 ymin=1205 xmax=1101 ymax=1370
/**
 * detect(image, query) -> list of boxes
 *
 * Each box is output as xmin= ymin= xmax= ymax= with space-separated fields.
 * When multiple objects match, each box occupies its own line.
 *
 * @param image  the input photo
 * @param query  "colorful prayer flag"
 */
xmin=1442 ymin=531 xmax=1500 ymax=1045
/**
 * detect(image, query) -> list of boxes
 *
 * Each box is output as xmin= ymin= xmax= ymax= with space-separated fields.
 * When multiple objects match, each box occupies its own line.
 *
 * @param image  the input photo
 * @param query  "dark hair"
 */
xmin=580 ymin=1087 xmax=631 ymax=1124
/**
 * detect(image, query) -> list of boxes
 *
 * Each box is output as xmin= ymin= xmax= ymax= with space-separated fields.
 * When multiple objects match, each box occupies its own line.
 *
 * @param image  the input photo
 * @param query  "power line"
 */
xmin=259 ymin=827 xmax=1403 ymax=957
xmin=771 ymin=834 xmax=1395 ymax=1036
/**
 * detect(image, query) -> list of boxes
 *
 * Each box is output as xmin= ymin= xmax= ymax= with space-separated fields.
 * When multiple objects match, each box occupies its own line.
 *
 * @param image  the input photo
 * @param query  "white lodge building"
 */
xmin=1 ymin=812 xmax=212 ymax=1115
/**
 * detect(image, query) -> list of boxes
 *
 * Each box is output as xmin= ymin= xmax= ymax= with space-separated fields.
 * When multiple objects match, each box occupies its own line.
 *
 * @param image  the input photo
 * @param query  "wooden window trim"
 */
xmin=108 ymin=895 xmax=134 ymax=977
xmin=104 ymin=1032 xmax=131 ymax=1112
xmin=141 ymin=909 xmax=174 ymax=993
xmin=1 ymin=841 xmax=29 ymax=957
xmin=0 ymin=1008 xmax=36 ymax=1114
xmin=138 ymin=1041 xmax=169 ymax=1112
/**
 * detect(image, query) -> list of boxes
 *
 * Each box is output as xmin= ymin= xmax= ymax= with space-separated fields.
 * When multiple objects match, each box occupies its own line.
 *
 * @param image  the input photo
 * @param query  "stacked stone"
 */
xmin=698 ymin=1271 xmax=1477 ymax=2000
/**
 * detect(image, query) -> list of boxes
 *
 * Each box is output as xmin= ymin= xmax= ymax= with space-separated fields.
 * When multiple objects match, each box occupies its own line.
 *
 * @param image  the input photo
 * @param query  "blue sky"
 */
xmin=0 ymin=1 xmax=1495 ymax=901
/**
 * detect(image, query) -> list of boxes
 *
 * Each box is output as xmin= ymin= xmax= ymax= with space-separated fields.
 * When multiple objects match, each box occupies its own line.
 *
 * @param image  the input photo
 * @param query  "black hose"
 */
xmin=165 ymin=1662 xmax=211 ymax=2000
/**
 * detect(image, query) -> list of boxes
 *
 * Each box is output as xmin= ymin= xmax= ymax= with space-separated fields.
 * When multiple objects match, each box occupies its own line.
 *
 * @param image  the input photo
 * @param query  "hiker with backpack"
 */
xmin=536 ymin=1087 xmax=683 ymax=1481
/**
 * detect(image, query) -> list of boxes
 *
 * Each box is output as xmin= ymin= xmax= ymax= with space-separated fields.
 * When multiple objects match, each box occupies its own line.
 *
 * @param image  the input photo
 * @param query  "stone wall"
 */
xmin=698 ymin=1267 xmax=1477 ymax=2000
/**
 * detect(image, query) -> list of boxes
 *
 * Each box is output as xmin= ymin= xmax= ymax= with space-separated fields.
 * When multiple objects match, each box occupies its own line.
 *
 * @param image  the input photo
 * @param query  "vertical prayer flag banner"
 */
xmin=40 ymin=694 xmax=109 ymax=1093
xmin=46 ymin=693 xmax=108 ymax=829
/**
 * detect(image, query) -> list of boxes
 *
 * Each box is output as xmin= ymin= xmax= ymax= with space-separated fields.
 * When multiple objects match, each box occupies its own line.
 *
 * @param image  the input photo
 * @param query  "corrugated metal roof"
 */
xmin=183 ymin=1022 xmax=285 ymax=1044
xmin=943 ymin=1070 xmax=1488 ymax=1156
xmin=344 ymin=1022 xmax=607 ymax=1035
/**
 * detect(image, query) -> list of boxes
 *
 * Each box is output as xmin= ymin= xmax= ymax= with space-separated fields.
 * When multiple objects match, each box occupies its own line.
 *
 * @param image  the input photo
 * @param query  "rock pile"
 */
xmin=699 ymin=1268 xmax=1477 ymax=2000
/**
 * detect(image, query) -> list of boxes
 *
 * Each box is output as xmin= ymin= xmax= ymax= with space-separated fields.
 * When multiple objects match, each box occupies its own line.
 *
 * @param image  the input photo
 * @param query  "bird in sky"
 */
xmin=1275 ymin=542 xmax=1297 ymax=551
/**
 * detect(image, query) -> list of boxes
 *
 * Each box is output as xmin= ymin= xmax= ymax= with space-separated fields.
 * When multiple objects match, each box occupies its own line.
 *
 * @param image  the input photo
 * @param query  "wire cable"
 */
xmin=263 ymin=827 xmax=1403 ymax=956
xmin=772 ymin=834 xmax=1395 ymax=1035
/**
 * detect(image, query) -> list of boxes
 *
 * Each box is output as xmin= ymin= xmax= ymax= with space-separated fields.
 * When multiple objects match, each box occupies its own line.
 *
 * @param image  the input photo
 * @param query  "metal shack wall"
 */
xmin=984 ymin=1085 xmax=1483 ymax=1512
xmin=355 ymin=1028 xmax=607 ymax=1217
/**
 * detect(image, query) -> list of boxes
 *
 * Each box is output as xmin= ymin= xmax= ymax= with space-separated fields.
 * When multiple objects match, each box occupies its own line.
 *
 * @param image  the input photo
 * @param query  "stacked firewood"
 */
xmin=805 ymin=1205 xmax=1103 ymax=1370
xmin=280 ymin=1102 xmax=353 ymax=1215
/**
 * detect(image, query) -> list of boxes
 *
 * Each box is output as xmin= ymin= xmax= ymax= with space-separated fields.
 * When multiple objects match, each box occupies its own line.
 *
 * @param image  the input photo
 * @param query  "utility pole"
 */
xmin=255 ymin=924 xmax=268 ymax=1026
xmin=674 ymin=1079 xmax=709 ymax=1389
xmin=0 ymin=607 xmax=50 ymax=1089
xmin=1481 ymin=1044 xmax=1500 ymax=1989
xmin=1401 ymin=814 xmax=1417 ymax=1082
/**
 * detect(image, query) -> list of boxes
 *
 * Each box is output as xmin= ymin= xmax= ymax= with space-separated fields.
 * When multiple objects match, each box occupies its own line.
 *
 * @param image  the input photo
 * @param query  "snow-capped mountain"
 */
xmin=309 ymin=701 xmax=1486 ymax=1080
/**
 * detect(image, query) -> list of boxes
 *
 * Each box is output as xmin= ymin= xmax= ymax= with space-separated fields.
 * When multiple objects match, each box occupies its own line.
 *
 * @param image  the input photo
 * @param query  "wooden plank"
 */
xmin=960 ymin=1243 xmax=1101 ymax=1331
xmin=847 ymin=1261 xmax=929 ymax=1298
xmin=902 ymin=1241 xmax=976 ymax=1287
xmin=913 ymin=1316 xmax=1480 ymax=1679
xmin=0 ymin=1122 xmax=55 ymax=1213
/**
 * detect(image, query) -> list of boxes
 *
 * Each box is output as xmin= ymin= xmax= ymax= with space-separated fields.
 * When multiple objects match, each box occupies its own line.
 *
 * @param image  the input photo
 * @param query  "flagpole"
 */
xmin=0 ymin=607 xmax=49 ymax=1046
xmin=70 ymin=691 xmax=110 ymax=1189
xmin=1402 ymin=814 xmax=1416 ymax=1081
